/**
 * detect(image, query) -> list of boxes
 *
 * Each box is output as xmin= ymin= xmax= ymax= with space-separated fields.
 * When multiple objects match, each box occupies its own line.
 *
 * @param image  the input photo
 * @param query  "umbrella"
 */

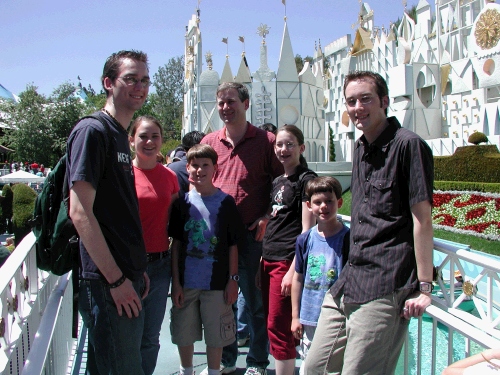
xmin=0 ymin=170 xmax=45 ymax=183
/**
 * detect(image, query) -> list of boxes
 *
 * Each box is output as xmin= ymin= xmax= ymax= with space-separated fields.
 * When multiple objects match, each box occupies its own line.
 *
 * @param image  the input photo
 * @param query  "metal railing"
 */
xmin=0 ymin=233 xmax=76 ymax=375
xmin=1 ymin=227 xmax=499 ymax=374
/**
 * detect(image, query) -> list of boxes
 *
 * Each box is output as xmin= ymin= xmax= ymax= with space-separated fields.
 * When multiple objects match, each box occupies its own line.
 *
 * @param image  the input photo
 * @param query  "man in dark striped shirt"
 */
xmin=304 ymin=71 xmax=434 ymax=375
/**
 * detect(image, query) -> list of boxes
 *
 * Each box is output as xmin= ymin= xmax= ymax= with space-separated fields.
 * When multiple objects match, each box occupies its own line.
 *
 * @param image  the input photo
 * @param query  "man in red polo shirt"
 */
xmin=201 ymin=82 xmax=283 ymax=375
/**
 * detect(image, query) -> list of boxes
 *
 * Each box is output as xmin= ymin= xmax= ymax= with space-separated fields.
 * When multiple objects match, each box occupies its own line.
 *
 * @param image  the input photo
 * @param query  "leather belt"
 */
xmin=146 ymin=250 xmax=169 ymax=263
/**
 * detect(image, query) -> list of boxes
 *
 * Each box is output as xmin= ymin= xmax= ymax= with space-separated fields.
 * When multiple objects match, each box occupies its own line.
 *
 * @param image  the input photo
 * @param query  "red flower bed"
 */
xmin=432 ymin=191 xmax=500 ymax=241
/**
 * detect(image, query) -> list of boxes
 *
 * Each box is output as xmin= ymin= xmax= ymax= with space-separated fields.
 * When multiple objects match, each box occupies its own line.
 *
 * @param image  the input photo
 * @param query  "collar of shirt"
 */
xmin=356 ymin=117 xmax=402 ymax=153
xmin=217 ymin=122 xmax=256 ymax=146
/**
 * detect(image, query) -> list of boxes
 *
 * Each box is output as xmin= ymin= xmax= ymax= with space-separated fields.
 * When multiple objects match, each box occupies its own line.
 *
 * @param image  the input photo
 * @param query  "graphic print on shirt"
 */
xmin=305 ymin=254 xmax=337 ymax=290
xmin=271 ymin=185 xmax=285 ymax=217
xmin=184 ymin=218 xmax=219 ymax=261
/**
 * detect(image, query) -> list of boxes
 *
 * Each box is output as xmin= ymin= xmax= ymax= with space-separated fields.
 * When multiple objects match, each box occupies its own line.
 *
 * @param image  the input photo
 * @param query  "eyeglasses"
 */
xmin=345 ymin=95 xmax=374 ymax=107
xmin=118 ymin=76 xmax=152 ymax=88
xmin=275 ymin=142 xmax=297 ymax=150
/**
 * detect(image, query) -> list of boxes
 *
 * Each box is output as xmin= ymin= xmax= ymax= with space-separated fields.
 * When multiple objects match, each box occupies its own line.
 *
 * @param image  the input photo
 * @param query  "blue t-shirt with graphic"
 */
xmin=295 ymin=224 xmax=349 ymax=326
xmin=169 ymin=188 xmax=244 ymax=290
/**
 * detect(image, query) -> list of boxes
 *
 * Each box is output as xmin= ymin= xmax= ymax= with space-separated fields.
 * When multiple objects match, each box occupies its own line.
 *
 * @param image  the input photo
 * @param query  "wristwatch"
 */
xmin=419 ymin=281 xmax=433 ymax=294
xmin=229 ymin=274 xmax=240 ymax=282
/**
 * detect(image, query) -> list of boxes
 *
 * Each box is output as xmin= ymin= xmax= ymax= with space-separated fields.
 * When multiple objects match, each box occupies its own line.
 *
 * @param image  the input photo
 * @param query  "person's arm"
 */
xmin=70 ymin=181 xmax=142 ymax=319
xmin=402 ymin=200 xmax=434 ymax=319
xmin=170 ymin=238 xmax=184 ymax=308
xmin=442 ymin=348 xmax=500 ymax=374
xmin=291 ymin=271 xmax=304 ymax=339
xmin=224 ymin=244 xmax=238 ymax=305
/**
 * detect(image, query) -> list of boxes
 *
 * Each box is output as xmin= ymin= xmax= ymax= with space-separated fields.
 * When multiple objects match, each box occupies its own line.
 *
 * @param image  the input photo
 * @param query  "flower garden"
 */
xmin=432 ymin=191 xmax=500 ymax=241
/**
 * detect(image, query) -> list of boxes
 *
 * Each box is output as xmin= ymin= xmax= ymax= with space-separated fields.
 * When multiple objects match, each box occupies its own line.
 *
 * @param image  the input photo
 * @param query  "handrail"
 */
xmin=21 ymin=272 xmax=71 ymax=375
xmin=2 ymin=224 xmax=499 ymax=374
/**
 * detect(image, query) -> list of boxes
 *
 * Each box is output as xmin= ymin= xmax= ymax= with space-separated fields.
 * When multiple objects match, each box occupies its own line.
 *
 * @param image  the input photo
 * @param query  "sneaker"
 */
xmin=237 ymin=335 xmax=250 ymax=347
xmin=244 ymin=367 xmax=267 ymax=375
xmin=200 ymin=364 xmax=237 ymax=375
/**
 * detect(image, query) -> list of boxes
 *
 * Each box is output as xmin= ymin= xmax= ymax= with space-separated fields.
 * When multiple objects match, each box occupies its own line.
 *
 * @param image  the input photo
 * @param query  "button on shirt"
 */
xmin=330 ymin=117 xmax=434 ymax=304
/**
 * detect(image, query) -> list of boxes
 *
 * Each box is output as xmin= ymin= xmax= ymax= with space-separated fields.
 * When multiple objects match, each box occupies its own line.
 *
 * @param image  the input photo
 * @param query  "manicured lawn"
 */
xmin=339 ymin=190 xmax=500 ymax=256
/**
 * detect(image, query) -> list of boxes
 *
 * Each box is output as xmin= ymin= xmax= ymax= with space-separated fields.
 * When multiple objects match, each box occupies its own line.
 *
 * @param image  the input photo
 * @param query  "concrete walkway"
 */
xmin=153 ymin=310 xmax=302 ymax=375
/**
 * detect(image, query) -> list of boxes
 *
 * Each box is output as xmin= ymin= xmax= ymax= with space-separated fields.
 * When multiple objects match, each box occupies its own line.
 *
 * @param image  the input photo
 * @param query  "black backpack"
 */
xmin=31 ymin=113 xmax=111 ymax=275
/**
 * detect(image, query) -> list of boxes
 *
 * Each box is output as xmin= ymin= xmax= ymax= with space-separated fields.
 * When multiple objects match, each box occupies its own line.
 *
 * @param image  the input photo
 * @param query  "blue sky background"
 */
xmin=1 ymin=0 xmax=425 ymax=96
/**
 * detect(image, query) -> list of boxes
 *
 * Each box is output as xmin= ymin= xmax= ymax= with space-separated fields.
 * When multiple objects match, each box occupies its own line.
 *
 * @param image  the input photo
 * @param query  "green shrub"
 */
xmin=467 ymin=131 xmax=489 ymax=145
xmin=12 ymin=184 xmax=37 ymax=245
xmin=434 ymin=181 xmax=500 ymax=193
xmin=434 ymin=145 xmax=500 ymax=183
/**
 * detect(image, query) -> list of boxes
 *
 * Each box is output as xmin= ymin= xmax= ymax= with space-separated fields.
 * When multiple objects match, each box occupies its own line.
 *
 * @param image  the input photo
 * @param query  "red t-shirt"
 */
xmin=134 ymin=163 xmax=179 ymax=253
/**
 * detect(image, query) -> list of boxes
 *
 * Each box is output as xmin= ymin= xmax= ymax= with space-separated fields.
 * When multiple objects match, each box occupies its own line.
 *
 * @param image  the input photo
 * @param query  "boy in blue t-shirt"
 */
xmin=169 ymin=144 xmax=244 ymax=375
xmin=291 ymin=176 xmax=350 ymax=374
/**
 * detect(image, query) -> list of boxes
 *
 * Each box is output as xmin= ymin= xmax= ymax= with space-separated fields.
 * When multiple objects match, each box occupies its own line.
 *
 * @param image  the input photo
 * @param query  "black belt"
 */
xmin=146 ymin=250 xmax=169 ymax=262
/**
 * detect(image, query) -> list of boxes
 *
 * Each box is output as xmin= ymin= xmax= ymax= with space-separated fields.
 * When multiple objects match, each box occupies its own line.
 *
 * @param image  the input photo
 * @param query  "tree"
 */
xmin=1 ymin=82 xmax=86 ymax=166
xmin=153 ymin=56 xmax=185 ymax=141
xmin=48 ymin=82 xmax=86 ymax=160
xmin=1 ymin=84 xmax=53 ymax=165
xmin=294 ymin=54 xmax=313 ymax=74
xmin=328 ymin=125 xmax=336 ymax=162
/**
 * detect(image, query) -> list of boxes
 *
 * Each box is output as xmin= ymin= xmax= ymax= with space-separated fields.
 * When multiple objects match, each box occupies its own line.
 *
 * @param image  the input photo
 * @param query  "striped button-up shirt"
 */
xmin=330 ymin=117 xmax=434 ymax=304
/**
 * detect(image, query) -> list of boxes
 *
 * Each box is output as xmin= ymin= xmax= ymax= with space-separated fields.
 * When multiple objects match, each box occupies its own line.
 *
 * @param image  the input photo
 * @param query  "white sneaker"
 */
xmin=237 ymin=335 xmax=250 ymax=347
xmin=244 ymin=367 xmax=267 ymax=375
xmin=200 ymin=364 xmax=237 ymax=375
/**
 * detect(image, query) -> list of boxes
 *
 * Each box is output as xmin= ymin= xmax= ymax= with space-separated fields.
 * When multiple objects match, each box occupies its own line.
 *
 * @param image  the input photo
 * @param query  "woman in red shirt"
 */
xmin=130 ymin=115 xmax=179 ymax=375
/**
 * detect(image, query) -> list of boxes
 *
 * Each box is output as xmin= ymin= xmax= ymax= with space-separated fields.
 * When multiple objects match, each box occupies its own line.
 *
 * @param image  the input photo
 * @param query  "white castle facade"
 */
xmin=183 ymin=0 xmax=500 ymax=162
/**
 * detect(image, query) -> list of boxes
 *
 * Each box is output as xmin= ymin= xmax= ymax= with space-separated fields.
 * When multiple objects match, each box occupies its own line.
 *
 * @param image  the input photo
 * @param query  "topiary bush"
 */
xmin=11 ymin=184 xmax=37 ymax=246
xmin=468 ymin=131 xmax=489 ymax=145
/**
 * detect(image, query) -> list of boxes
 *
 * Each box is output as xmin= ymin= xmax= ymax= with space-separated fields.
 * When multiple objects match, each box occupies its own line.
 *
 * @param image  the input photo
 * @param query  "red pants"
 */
xmin=261 ymin=259 xmax=299 ymax=360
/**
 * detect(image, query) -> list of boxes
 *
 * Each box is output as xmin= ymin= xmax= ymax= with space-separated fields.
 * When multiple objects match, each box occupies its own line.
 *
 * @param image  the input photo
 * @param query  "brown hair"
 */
xmin=186 ymin=144 xmax=218 ymax=165
xmin=305 ymin=176 xmax=343 ymax=200
xmin=276 ymin=124 xmax=308 ymax=169
xmin=343 ymin=71 xmax=389 ymax=115
xmin=102 ymin=50 xmax=149 ymax=96
xmin=129 ymin=115 xmax=163 ymax=138
xmin=216 ymin=82 xmax=249 ymax=102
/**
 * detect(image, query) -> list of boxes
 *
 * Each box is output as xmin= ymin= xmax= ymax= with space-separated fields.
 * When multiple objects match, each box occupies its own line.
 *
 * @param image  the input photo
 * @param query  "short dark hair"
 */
xmin=182 ymin=131 xmax=206 ymax=151
xmin=305 ymin=176 xmax=343 ymax=200
xmin=343 ymin=71 xmax=389 ymax=115
xmin=186 ymin=144 xmax=218 ymax=165
xmin=102 ymin=50 xmax=149 ymax=96
xmin=259 ymin=123 xmax=277 ymax=135
xmin=216 ymin=82 xmax=249 ymax=102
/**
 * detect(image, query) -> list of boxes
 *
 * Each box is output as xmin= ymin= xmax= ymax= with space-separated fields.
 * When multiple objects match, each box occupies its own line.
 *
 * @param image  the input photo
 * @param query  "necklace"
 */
xmin=101 ymin=108 xmax=121 ymax=126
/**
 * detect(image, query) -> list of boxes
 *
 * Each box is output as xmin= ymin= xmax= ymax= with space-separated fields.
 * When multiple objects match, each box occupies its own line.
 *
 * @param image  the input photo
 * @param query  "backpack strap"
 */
xmin=62 ymin=112 xmax=112 ymax=201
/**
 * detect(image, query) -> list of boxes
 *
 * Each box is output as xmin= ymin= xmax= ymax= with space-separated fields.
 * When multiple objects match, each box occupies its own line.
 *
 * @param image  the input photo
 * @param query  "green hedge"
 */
xmin=12 ymin=184 xmax=37 ymax=246
xmin=434 ymin=145 xmax=500 ymax=183
xmin=434 ymin=181 xmax=500 ymax=193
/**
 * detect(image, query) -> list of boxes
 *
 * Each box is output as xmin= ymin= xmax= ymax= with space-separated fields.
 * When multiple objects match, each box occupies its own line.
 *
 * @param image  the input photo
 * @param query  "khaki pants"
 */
xmin=303 ymin=289 xmax=411 ymax=375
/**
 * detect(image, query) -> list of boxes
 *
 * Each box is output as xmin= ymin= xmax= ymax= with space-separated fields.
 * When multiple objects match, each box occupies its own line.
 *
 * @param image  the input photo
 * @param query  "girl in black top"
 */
xmin=260 ymin=125 xmax=316 ymax=375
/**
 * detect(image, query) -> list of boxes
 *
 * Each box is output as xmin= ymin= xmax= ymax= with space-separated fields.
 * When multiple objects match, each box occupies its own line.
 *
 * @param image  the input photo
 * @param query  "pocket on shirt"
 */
xmin=370 ymin=179 xmax=393 ymax=216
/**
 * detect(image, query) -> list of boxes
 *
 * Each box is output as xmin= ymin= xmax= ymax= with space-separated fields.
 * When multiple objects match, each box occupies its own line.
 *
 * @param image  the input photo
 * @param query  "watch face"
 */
xmin=231 ymin=275 xmax=240 ymax=281
xmin=419 ymin=282 xmax=433 ymax=293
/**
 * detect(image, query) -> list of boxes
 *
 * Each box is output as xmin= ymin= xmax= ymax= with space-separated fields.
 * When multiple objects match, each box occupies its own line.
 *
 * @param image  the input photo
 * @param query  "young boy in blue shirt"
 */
xmin=169 ymin=144 xmax=244 ymax=375
xmin=291 ymin=176 xmax=350 ymax=374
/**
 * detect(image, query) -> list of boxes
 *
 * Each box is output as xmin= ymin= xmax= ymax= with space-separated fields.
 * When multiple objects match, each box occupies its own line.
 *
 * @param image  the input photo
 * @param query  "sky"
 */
xmin=1 ymin=0 xmax=426 ymax=97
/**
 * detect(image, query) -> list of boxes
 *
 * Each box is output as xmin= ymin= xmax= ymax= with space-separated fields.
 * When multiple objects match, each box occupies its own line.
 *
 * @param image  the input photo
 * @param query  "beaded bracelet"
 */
xmin=109 ymin=274 xmax=126 ymax=289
